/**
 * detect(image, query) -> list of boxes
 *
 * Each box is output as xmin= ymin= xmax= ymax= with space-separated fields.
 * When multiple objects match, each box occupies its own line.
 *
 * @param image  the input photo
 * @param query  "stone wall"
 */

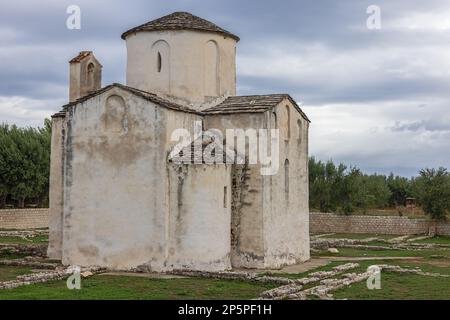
xmin=310 ymin=212 xmax=450 ymax=236
xmin=0 ymin=209 xmax=49 ymax=230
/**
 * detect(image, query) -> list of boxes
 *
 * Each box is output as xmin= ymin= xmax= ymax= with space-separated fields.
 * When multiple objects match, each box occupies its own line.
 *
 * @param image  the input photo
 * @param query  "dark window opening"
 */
xmin=157 ymin=52 xmax=162 ymax=72
xmin=223 ymin=186 xmax=228 ymax=208
xmin=285 ymin=159 xmax=290 ymax=199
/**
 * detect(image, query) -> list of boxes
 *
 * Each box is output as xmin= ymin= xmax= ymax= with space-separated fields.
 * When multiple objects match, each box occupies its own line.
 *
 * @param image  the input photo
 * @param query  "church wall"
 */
xmin=47 ymin=116 xmax=65 ymax=259
xmin=60 ymin=87 xmax=201 ymax=270
xmin=261 ymin=100 xmax=310 ymax=268
xmin=166 ymin=164 xmax=232 ymax=271
xmin=204 ymin=106 xmax=310 ymax=269
xmin=203 ymin=113 xmax=266 ymax=268
xmin=126 ymin=30 xmax=237 ymax=106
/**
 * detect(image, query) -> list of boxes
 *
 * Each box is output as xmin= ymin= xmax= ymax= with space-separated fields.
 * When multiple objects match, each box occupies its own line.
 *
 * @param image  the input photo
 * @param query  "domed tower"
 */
xmin=122 ymin=12 xmax=239 ymax=106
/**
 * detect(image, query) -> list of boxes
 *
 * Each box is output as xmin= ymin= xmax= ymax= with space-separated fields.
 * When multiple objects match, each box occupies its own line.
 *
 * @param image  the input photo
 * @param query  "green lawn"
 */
xmin=313 ymin=247 xmax=450 ymax=259
xmin=334 ymin=272 xmax=450 ymax=300
xmin=320 ymin=233 xmax=399 ymax=240
xmin=0 ymin=276 xmax=277 ymax=300
xmin=0 ymin=265 xmax=33 ymax=282
xmin=412 ymin=236 xmax=450 ymax=245
xmin=0 ymin=235 xmax=48 ymax=244
xmin=1 ymin=231 xmax=448 ymax=300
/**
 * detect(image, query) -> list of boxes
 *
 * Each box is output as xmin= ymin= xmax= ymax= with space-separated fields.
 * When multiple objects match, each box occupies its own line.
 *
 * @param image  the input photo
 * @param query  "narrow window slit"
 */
xmin=223 ymin=186 xmax=228 ymax=208
xmin=157 ymin=52 xmax=162 ymax=72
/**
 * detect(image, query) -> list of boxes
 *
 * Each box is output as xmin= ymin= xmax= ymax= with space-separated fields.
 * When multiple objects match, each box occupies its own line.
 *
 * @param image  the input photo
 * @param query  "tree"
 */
xmin=0 ymin=120 xmax=51 ymax=208
xmin=413 ymin=168 xmax=450 ymax=220
xmin=387 ymin=173 xmax=413 ymax=207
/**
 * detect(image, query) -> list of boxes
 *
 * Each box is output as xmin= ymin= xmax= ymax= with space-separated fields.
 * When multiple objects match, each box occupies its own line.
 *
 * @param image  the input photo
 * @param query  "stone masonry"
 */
xmin=310 ymin=212 xmax=450 ymax=236
xmin=0 ymin=209 xmax=49 ymax=230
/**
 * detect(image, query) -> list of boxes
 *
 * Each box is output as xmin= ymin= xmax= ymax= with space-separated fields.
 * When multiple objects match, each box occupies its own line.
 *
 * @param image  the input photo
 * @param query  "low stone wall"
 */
xmin=310 ymin=212 xmax=450 ymax=236
xmin=0 ymin=209 xmax=49 ymax=230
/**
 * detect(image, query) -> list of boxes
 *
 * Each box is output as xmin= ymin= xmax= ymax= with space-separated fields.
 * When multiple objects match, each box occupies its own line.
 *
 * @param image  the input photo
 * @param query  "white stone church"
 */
xmin=48 ymin=12 xmax=310 ymax=271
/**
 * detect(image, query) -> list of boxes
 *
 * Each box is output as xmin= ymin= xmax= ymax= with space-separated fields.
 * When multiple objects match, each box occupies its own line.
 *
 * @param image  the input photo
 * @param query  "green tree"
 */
xmin=0 ymin=120 xmax=51 ymax=208
xmin=387 ymin=173 xmax=413 ymax=207
xmin=412 ymin=168 xmax=450 ymax=220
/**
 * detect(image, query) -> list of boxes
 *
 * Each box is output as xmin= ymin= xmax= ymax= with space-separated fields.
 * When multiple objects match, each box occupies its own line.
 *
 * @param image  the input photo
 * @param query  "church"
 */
xmin=48 ymin=12 xmax=310 ymax=271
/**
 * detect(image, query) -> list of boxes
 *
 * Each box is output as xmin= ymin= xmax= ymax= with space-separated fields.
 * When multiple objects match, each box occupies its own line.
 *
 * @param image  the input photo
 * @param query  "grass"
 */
xmin=313 ymin=247 xmax=450 ymax=259
xmin=412 ymin=236 xmax=450 ymax=245
xmin=0 ymin=230 xmax=448 ymax=300
xmin=0 ymin=235 xmax=48 ymax=244
xmin=0 ymin=228 xmax=48 ymax=232
xmin=269 ymin=255 xmax=450 ymax=299
xmin=0 ymin=265 xmax=32 ymax=282
xmin=319 ymin=233 xmax=399 ymax=240
xmin=0 ymin=276 xmax=278 ymax=300
xmin=333 ymin=272 xmax=450 ymax=300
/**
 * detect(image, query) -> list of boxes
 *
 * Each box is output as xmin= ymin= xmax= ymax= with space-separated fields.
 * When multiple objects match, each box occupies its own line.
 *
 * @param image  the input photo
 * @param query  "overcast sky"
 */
xmin=1 ymin=0 xmax=450 ymax=177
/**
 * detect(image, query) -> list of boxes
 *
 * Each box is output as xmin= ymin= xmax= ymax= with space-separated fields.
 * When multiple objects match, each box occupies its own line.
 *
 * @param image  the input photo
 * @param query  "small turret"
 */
xmin=69 ymin=51 xmax=102 ymax=102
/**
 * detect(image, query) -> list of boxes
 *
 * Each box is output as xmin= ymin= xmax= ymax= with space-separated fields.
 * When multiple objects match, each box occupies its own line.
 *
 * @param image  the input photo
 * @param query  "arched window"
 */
xmin=157 ymin=52 xmax=162 ymax=73
xmin=272 ymin=112 xmax=277 ymax=129
xmin=205 ymin=40 xmax=219 ymax=96
xmin=297 ymin=119 xmax=302 ymax=142
xmin=105 ymin=95 xmax=127 ymax=134
xmin=87 ymin=63 xmax=95 ymax=87
xmin=223 ymin=186 xmax=228 ymax=208
xmin=285 ymin=159 xmax=290 ymax=199
xmin=152 ymin=40 xmax=170 ymax=92
xmin=285 ymin=105 xmax=291 ymax=141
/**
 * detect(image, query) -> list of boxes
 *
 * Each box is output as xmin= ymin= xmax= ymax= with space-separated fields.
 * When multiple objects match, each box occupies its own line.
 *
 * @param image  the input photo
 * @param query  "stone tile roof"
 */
xmin=121 ymin=11 xmax=240 ymax=41
xmin=203 ymin=94 xmax=310 ymax=122
xmin=52 ymin=83 xmax=200 ymax=117
xmin=168 ymin=135 xmax=242 ymax=164
xmin=52 ymin=86 xmax=310 ymax=123
xmin=69 ymin=51 xmax=92 ymax=63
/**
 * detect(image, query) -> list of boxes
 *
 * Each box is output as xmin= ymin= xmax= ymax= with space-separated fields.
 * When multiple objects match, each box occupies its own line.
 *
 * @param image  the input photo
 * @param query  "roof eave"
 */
xmin=121 ymin=28 xmax=239 ymax=42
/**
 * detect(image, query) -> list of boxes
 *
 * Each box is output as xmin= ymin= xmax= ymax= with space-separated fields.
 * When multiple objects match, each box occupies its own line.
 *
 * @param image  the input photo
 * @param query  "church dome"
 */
xmin=121 ymin=11 xmax=240 ymax=41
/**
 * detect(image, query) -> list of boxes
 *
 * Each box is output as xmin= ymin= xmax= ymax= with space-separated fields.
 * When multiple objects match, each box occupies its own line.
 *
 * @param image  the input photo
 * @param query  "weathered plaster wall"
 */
xmin=204 ymin=105 xmax=310 ymax=269
xmin=47 ymin=117 xmax=65 ymax=259
xmin=166 ymin=164 xmax=232 ymax=271
xmin=61 ymin=86 xmax=201 ymax=270
xmin=204 ymin=113 xmax=266 ymax=268
xmin=126 ymin=30 xmax=237 ymax=105
xmin=262 ymin=100 xmax=310 ymax=268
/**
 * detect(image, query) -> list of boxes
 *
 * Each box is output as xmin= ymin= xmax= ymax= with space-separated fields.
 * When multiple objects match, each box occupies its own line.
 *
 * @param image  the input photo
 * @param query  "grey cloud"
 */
xmin=1 ymin=0 xmax=450 ymax=176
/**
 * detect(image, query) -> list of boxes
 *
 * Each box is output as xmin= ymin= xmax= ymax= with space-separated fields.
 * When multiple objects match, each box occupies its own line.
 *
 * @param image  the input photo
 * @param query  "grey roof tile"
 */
xmin=121 ymin=11 xmax=239 ymax=41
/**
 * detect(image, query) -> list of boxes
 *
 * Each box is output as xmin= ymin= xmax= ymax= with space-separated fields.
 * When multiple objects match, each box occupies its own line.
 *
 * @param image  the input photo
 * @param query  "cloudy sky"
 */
xmin=1 ymin=0 xmax=450 ymax=177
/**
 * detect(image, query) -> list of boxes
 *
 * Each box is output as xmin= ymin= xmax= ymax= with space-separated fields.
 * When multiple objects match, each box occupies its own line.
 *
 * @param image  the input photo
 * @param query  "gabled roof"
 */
xmin=69 ymin=51 xmax=92 ymax=63
xmin=121 ymin=11 xmax=240 ymax=41
xmin=68 ymin=51 xmax=103 ymax=67
xmin=52 ymin=85 xmax=310 ymax=123
xmin=203 ymin=94 xmax=310 ymax=122
xmin=52 ymin=83 xmax=200 ymax=118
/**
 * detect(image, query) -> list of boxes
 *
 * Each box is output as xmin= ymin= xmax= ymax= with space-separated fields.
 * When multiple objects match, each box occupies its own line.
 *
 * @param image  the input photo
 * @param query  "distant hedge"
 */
xmin=309 ymin=157 xmax=450 ymax=220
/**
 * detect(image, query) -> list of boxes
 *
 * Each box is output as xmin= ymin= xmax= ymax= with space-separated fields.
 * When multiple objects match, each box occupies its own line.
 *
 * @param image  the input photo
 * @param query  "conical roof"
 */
xmin=121 ymin=11 xmax=239 ymax=41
